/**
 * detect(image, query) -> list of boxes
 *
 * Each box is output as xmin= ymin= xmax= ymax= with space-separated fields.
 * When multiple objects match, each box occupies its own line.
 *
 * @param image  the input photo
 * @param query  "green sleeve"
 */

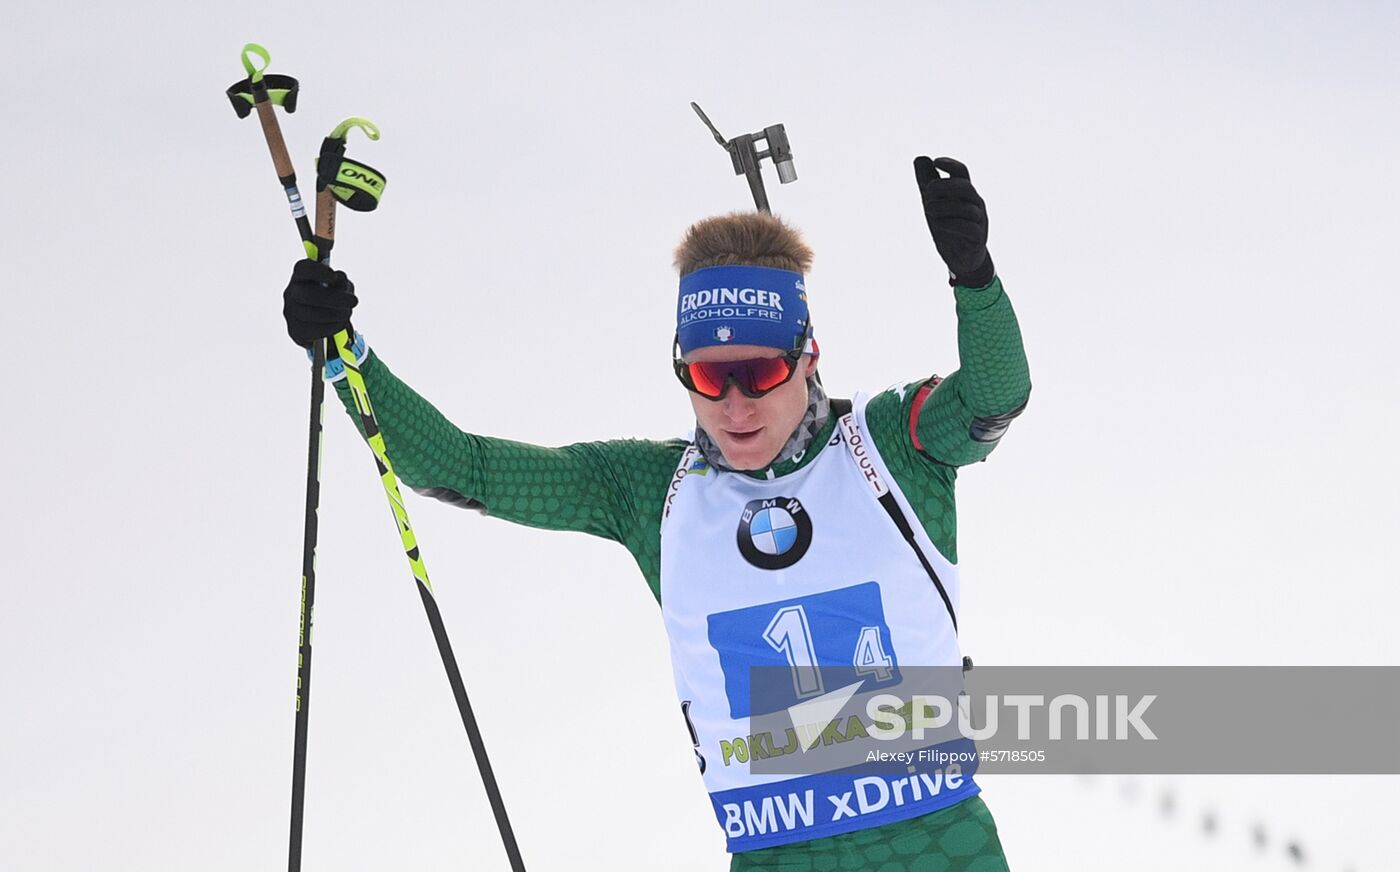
xmin=331 ymin=350 xmax=683 ymax=600
xmin=914 ymin=276 xmax=1032 ymax=466
xmin=860 ymin=278 xmax=1031 ymax=564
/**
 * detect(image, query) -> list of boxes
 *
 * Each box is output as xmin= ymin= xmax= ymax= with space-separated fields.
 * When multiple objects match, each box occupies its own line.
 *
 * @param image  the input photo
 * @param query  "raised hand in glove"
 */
xmin=282 ymin=258 xmax=358 ymax=348
xmin=913 ymin=156 xmax=995 ymax=288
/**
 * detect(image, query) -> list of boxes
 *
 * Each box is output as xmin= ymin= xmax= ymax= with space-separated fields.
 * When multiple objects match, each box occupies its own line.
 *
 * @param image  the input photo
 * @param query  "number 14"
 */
xmin=763 ymin=605 xmax=895 ymax=701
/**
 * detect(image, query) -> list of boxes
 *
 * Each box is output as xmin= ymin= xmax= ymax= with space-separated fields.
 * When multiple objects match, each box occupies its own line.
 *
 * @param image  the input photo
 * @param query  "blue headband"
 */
xmin=676 ymin=265 xmax=810 ymax=354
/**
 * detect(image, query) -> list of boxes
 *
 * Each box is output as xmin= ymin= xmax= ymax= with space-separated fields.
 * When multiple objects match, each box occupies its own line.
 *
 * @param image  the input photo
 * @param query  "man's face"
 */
xmin=685 ymin=344 xmax=818 ymax=471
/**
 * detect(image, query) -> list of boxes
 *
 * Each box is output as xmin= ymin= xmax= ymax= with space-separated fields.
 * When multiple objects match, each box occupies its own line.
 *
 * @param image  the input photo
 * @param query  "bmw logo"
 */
xmin=736 ymin=497 xmax=813 ymax=570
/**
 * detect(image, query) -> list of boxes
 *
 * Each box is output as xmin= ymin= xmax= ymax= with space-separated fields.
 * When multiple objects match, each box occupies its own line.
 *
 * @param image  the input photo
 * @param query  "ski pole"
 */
xmin=226 ymin=44 xmax=318 ymax=257
xmin=313 ymin=120 xmax=527 ymax=872
xmin=224 ymin=43 xmax=328 ymax=872
xmin=229 ymin=44 xmax=524 ymax=870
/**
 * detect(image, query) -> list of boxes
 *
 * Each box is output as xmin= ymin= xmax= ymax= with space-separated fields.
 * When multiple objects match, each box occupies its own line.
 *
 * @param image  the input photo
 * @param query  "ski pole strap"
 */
xmin=226 ymin=73 xmax=299 ymax=117
xmin=225 ymin=45 xmax=299 ymax=118
xmin=318 ymin=155 xmax=386 ymax=211
xmin=315 ymin=118 xmax=386 ymax=212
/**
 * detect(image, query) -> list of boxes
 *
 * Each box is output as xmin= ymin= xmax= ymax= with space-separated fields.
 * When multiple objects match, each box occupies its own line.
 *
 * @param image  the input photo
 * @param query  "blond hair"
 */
xmin=673 ymin=211 xmax=814 ymax=277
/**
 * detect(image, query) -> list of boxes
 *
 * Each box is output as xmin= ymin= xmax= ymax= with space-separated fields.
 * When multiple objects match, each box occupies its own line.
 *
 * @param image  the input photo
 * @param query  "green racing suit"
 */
xmin=332 ymin=277 xmax=1031 ymax=870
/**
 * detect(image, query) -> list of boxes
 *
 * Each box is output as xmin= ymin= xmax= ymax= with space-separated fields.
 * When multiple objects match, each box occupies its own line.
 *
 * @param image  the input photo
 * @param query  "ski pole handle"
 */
xmin=242 ymin=46 xmax=297 ymax=180
xmin=226 ymin=43 xmax=315 ymax=256
xmin=314 ymin=190 xmax=336 ymax=263
xmin=311 ymin=118 xmax=382 ymax=262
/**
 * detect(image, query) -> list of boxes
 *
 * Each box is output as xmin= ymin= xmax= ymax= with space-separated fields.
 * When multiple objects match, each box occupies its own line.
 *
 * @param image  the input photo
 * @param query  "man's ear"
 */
xmin=803 ymin=353 xmax=819 ymax=377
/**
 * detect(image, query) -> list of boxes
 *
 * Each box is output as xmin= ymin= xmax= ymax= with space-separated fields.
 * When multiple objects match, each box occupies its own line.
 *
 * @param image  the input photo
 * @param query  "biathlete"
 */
xmin=280 ymin=156 xmax=1030 ymax=870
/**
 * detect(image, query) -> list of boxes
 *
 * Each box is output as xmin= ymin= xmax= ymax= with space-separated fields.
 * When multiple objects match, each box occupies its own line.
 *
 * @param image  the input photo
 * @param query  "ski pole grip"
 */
xmin=257 ymin=101 xmax=296 ymax=180
xmin=314 ymin=189 xmax=336 ymax=261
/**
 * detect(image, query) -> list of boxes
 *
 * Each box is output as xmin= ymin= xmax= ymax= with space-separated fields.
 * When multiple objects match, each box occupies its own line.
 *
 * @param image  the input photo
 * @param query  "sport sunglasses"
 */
xmin=672 ymin=325 xmax=813 ymax=401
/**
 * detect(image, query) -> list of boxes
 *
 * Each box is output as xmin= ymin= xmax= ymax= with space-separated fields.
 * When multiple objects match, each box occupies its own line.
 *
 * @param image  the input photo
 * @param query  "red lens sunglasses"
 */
xmin=672 ymin=325 xmax=813 ymax=401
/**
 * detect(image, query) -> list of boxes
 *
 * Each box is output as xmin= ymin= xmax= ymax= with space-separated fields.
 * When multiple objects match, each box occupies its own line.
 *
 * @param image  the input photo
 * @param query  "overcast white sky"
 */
xmin=3 ymin=1 xmax=1397 ymax=870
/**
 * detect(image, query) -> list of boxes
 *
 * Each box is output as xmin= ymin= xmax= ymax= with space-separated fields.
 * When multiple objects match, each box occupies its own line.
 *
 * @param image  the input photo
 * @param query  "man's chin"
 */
xmin=721 ymin=442 xmax=781 ymax=471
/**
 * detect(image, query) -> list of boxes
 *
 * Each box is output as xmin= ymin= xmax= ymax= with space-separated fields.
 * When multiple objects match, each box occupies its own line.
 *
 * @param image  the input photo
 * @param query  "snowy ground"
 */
xmin=3 ymin=1 xmax=1397 ymax=869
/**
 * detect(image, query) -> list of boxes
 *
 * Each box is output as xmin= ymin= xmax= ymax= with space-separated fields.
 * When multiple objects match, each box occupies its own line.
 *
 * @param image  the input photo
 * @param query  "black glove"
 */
xmin=913 ymin=156 xmax=995 ymax=288
xmin=282 ymin=258 xmax=358 ymax=348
